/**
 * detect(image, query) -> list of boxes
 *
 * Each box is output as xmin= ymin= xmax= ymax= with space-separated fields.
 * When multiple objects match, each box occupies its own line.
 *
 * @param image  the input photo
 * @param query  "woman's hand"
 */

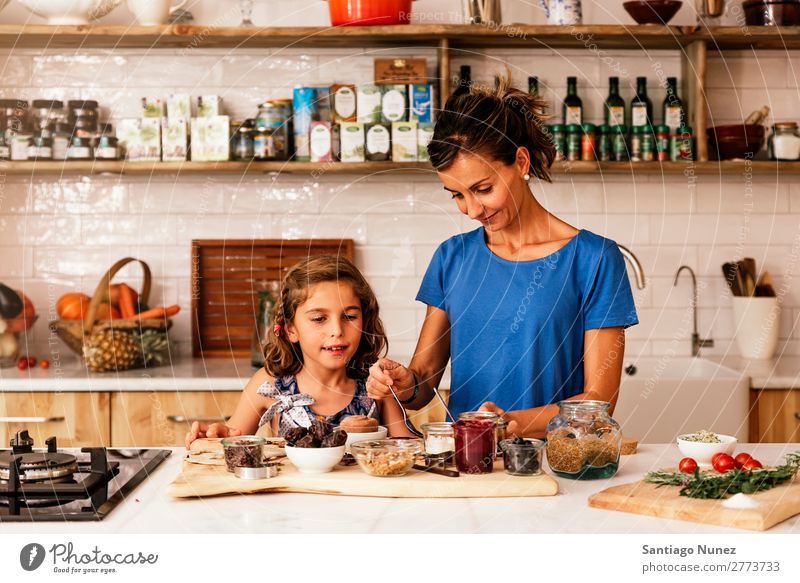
xmin=367 ymin=358 xmax=415 ymax=402
xmin=479 ymin=402 xmax=520 ymax=435
xmin=184 ymin=421 xmax=242 ymax=449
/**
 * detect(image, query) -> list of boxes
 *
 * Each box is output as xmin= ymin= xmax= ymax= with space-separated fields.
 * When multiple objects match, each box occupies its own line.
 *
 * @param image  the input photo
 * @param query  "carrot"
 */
xmin=118 ymin=283 xmax=136 ymax=319
xmin=132 ymin=305 xmax=180 ymax=320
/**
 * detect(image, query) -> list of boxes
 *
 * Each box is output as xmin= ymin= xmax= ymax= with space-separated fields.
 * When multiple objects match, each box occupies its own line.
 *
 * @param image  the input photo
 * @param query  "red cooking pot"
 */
xmin=326 ymin=0 xmax=416 ymax=26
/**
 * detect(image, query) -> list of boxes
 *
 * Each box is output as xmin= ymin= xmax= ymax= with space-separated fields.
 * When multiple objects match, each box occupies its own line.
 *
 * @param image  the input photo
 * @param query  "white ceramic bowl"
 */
xmin=676 ymin=433 xmax=737 ymax=467
xmin=18 ymin=0 xmax=122 ymax=25
xmin=342 ymin=426 xmax=388 ymax=453
xmin=284 ymin=444 xmax=345 ymax=474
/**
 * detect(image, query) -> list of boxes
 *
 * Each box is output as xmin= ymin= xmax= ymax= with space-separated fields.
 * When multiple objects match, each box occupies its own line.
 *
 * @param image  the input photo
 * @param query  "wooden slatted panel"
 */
xmin=191 ymin=239 xmax=354 ymax=358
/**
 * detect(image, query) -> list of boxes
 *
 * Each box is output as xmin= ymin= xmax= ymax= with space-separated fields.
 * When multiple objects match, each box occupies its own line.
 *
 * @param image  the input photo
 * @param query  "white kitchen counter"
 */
xmin=0 ymin=355 xmax=253 ymax=392
xmin=3 ymin=443 xmax=799 ymax=534
xmin=706 ymin=355 xmax=800 ymax=390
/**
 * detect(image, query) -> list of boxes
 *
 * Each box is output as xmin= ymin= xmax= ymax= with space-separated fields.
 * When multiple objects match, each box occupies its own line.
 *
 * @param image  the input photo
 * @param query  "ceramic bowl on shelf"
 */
xmin=707 ymin=124 xmax=766 ymax=160
xmin=623 ymin=0 xmax=683 ymax=25
xmin=743 ymin=0 xmax=800 ymax=26
xmin=676 ymin=433 xmax=737 ymax=467
xmin=18 ymin=0 xmax=122 ymax=25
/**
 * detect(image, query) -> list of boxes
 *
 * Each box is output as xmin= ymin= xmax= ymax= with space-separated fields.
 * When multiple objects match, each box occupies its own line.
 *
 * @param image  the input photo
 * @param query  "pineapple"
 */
xmin=136 ymin=329 xmax=170 ymax=367
xmin=83 ymin=328 xmax=139 ymax=372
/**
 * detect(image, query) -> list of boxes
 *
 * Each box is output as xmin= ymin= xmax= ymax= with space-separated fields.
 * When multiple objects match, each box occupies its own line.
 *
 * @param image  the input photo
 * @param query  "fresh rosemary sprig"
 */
xmin=644 ymin=451 xmax=800 ymax=500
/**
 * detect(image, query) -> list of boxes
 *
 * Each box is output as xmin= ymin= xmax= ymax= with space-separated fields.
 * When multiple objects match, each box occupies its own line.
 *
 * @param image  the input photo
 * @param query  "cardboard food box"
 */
xmin=381 ymin=84 xmax=408 ymax=124
xmin=331 ymin=84 xmax=357 ymax=123
xmin=338 ymin=122 xmax=365 ymax=163
xmin=417 ymin=122 xmax=434 ymax=162
xmin=392 ymin=121 xmax=418 ymax=162
xmin=310 ymin=121 xmax=334 ymax=163
xmin=365 ymin=123 xmax=391 ymax=161
xmin=162 ymin=117 xmax=188 ymax=162
xmin=141 ymin=97 xmax=164 ymax=118
xmin=167 ymin=93 xmax=191 ymax=122
xmin=197 ymin=95 xmax=223 ymax=118
xmin=356 ymin=84 xmax=382 ymax=124
xmin=409 ymin=83 xmax=434 ymax=123
xmin=139 ymin=117 xmax=162 ymax=161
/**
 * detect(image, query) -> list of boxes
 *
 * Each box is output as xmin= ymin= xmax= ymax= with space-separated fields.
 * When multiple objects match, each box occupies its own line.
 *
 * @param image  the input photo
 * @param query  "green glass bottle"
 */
xmin=663 ymin=76 xmax=686 ymax=131
xmin=604 ymin=77 xmax=626 ymax=127
xmin=563 ymin=76 xmax=582 ymax=125
xmin=630 ymin=76 xmax=652 ymax=129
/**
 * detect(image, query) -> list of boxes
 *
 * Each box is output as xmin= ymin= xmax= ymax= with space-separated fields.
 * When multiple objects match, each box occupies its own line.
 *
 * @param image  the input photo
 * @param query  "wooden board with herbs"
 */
xmin=166 ymin=457 xmax=559 ymax=500
xmin=588 ymin=453 xmax=800 ymax=531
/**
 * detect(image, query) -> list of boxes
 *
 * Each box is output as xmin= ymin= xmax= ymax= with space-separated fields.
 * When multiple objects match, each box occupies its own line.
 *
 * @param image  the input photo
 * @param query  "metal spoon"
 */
xmin=433 ymin=387 xmax=456 ymax=424
xmin=386 ymin=383 xmax=424 ymax=438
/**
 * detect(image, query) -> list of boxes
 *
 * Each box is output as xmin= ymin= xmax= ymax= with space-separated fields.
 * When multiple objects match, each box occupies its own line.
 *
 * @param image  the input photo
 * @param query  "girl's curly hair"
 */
xmin=263 ymin=254 xmax=387 ymax=379
xmin=428 ymin=73 xmax=556 ymax=181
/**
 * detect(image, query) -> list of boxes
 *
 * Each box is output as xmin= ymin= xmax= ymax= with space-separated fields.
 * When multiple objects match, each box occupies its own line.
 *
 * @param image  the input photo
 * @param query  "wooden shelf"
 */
xmin=0 ymin=24 xmax=693 ymax=51
xmin=2 ymin=160 xmax=798 ymax=177
xmin=700 ymin=26 xmax=800 ymax=51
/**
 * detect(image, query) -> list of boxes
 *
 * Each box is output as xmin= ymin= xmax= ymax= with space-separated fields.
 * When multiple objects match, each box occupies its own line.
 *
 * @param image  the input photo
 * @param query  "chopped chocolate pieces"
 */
xmin=284 ymin=427 xmax=308 ymax=446
xmin=223 ymin=440 xmax=264 ymax=471
xmin=284 ymin=422 xmax=348 ymax=449
xmin=294 ymin=434 xmax=319 ymax=448
xmin=322 ymin=430 xmax=347 ymax=448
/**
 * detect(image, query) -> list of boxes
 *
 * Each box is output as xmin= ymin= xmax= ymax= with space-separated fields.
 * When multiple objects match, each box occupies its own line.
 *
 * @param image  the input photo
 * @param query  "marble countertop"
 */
xmin=705 ymin=355 xmax=800 ymax=390
xmin=2 ymin=443 xmax=798 ymax=534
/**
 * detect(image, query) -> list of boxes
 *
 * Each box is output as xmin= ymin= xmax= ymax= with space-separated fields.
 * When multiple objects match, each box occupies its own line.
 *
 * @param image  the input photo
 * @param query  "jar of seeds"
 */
xmin=545 ymin=400 xmax=621 ymax=480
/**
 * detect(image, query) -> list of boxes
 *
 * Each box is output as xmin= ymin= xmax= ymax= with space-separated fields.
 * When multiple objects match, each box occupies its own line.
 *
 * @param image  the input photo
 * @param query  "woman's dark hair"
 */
xmin=428 ymin=74 xmax=556 ymax=181
xmin=263 ymin=254 xmax=387 ymax=380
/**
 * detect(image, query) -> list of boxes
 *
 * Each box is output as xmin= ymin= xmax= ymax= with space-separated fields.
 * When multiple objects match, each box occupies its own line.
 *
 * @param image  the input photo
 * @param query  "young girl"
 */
xmin=185 ymin=254 xmax=414 ymax=447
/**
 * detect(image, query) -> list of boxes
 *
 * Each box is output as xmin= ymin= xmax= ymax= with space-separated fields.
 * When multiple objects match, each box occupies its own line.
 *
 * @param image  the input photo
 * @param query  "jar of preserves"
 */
xmin=671 ymin=125 xmax=694 ymax=161
xmin=655 ymin=124 xmax=670 ymax=161
xmin=257 ymin=99 xmax=292 ymax=160
xmin=768 ymin=122 xmax=800 ymax=161
xmin=253 ymin=125 xmax=276 ymax=161
xmin=454 ymin=417 xmax=495 ymax=474
xmin=611 ymin=124 xmax=628 ymax=161
xmin=10 ymin=133 xmax=31 ymax=160
xmin=66 ymin=135 xmax=92 ymax=160
xmin=549 ymin=124 xmax=567 ymax=160
xmin=68 ymin=100 xmax=99 ymax=136
xmin=545 ymin=400 xmax=622 ymax=480
xmin=580 ymin=123 xmax=596 ymax=161
xmin=27 ymin=133 xmax=52 ymax=160
xmin=565 ymin=123 xmax=582 ymax=161
xmin=94 ymin=134 xmax=119 ymax=160
xmin=1 ymin=99 xmax=30 ymax=141
xmin=51 ymin=122 xmax=71 ymax=161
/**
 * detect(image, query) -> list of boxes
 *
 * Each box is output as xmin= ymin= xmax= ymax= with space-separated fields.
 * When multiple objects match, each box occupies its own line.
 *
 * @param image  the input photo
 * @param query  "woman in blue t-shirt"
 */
xmin=366 ymin=75 xmax=639 ymax=438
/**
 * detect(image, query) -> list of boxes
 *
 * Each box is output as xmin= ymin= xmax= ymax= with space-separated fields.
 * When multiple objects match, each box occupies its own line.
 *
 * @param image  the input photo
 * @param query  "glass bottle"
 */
xmin=663 ymin=76 xmax=685 ymax=131
xmin=545 ymin=400 xmax=622 ymax=480
xmin=768 ymin=122 xmax=800 ymax=161
xmin=604 ymin=77 xmax=625 ymax=127
xmin=528 ymin=76 xmax=539 ymax=97
xmin=630 ymin=76 xmax=652 ymax=129
xmin=453 ymin=65 xmax=471 ymax=97
xmin=454 ymin=417 xmax=495 ymax=474
xmin=563 ymin=76 xmax=582 ymax=125
xmin=251 ymin=281 xmax=280 ymax=368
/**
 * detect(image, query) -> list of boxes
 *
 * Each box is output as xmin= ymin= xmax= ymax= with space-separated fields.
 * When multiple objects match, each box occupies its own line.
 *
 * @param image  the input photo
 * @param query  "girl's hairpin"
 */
xmin=273 ymin=323 xmax=282 ymax=336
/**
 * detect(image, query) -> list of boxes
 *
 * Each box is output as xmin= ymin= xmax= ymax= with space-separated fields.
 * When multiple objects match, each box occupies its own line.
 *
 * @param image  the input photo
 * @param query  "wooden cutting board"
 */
xmin=588 ymin=477 xmax=800 ymax=531
xmin=167 ymin=459 xmax=559 ymax=499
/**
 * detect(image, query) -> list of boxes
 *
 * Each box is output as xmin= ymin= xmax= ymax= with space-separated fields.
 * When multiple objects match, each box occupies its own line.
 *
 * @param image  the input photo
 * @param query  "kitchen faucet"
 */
xmin=673 ymin=265 xmax=715 ymax=356
xmin=617 ymin=244 xmax=646 ymax=289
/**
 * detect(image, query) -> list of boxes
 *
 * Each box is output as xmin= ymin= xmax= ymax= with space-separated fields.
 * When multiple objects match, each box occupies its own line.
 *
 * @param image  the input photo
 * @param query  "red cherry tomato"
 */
xmin=17 ymin=357 xmax=28 ymax=370
xmin=734 ymin=452 xmax=753 ymax=469
xmin=679 ymin=457 xmax=698 ymax=474
xmin=742 ymin=459 xmax=763 ymax=471
xmin=26 ymin=356 xmax=37 ymax=368
xmin=711 ymin=452 xmax=727 ymax=466
xmin=712 ymin=453 xmax=736 ymax=473
xmin=39 ymin=359 xmax=50 ymax=369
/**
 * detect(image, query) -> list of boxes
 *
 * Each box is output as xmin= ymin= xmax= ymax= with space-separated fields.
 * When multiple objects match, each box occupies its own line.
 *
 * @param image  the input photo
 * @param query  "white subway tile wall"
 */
xmin=1 ymin=44 xmax=800 ymax=368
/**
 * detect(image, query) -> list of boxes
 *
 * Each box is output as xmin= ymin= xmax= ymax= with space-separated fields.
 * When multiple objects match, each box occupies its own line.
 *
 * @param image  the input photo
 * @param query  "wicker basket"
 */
xmin=50 ymin=258 xmax=173 ymax=371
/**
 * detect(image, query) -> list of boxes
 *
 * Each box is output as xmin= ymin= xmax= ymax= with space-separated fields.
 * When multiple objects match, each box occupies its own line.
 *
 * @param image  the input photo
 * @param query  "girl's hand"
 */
xmin=479 ymin=401 xmax=520 ymax=436
xmin=367 ymin=358 xmax=414 ymax=401
xmin=185 ymin=421 xmax=242 ymax=449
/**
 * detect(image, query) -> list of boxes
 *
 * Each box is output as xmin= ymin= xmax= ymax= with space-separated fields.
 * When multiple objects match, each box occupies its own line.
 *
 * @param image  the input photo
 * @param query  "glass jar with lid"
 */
xmin=768 ymin=122 xmax=800 ymax=161
xmin=68 ymin=100 xmax=99 ymax=136
xmin=545 ymin=400 xmax=622 ymax=480
xmin=421 ymin=422 xmax=455 ymax=465
xmin=1 ymin=99 xmax=30 ymax=141
xmin=27 ymin=132 xmax=53 ymax=160
xmin=31 ymin=100 xmax=64 ymax=138
xmin=232 ymin=119 xmax=255 ymax=161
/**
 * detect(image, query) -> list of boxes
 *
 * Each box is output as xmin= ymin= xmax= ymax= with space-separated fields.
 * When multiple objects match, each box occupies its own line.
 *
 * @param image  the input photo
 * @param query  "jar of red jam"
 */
xmin=454 ymin=418 xmax=495 ymax=474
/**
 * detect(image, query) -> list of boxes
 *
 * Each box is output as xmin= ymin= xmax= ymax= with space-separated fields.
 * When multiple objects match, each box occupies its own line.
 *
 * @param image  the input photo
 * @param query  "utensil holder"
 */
xmin=731 ymin=296 xmax=780 ymax=359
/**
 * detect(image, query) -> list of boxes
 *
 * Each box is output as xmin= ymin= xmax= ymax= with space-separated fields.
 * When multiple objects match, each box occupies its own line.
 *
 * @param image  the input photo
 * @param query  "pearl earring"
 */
xmin=523 ymin=173 xmax=531 ymax=181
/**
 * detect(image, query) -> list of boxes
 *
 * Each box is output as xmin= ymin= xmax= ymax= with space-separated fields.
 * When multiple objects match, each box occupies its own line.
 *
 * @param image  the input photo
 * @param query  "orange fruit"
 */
xmin=57 ymin=293 xmax=90 ymax=318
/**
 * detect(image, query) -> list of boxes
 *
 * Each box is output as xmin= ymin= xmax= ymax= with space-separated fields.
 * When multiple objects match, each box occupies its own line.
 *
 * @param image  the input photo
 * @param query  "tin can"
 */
xmin=597 ymin=124 xmax=612 ymax=162
xmin=566 ymin=124 xmax=581 ymax=161
xmin=258 ymin=99 xmax=292 ymax=160
xmin=641 ymin=125 xmax=655 ymax=162
xmin=655 ymin=124 xmax=670 ymax=161
xmin=630 ymin=126 xmax=642 ymax=162
xmin=580 ymin=123 xmax=596 ymax=161
xmin=612 ymin=125 xmax=628 ymax=161
xmin=550 ymin=124 xmax=567 ymax=160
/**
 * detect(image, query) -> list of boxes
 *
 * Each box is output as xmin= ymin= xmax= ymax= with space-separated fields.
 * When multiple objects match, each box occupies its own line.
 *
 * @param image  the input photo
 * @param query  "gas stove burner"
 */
xmin=0 ymin=451 xmax=78 ymax=483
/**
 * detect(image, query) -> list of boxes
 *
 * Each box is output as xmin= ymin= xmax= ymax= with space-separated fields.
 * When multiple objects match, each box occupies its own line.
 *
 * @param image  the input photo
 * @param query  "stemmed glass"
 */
xmin=239 ymin=0 xmax=255 ymax=26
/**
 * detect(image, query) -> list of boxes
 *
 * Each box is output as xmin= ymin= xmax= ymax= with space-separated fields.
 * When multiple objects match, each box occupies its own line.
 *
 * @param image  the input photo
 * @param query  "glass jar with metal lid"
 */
xmin=0 ymin=99 xmax=30 ymax=140
xmin=231 ymin=119 xmax=255 ymax=161
xmin=31 ymin=100 xmax=64 ymax=138
xmin=768 ymin=122 xmax=800 ymax=161
xmin=257 ymin=99 xmax=292 ymax=160
xmin=27 ymin=132 xmax=53 ymax=160
xmin=640 ymin=125 xmax=655 ymax=162
xmin=629 ymin=126 xmax=643 ymax=161
xmin=545 ymin=400 xmax=622 ymax=480
xmin=68 ymin=100 xmax=99 ymax=136
xmin=611 ymin=124 xmax=628 ymax=161
xmin=580 ymin=123 xmax=596 ymax=161
xmin=549 ymin=124 xmax=567 ymax=160
xmin=565 ymin=123 xmax=582 ymax=161
xmin=596 ymin=124 xmax=612 ymax=161
xmin=67 ymin=135 xmax=92 ymax=160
